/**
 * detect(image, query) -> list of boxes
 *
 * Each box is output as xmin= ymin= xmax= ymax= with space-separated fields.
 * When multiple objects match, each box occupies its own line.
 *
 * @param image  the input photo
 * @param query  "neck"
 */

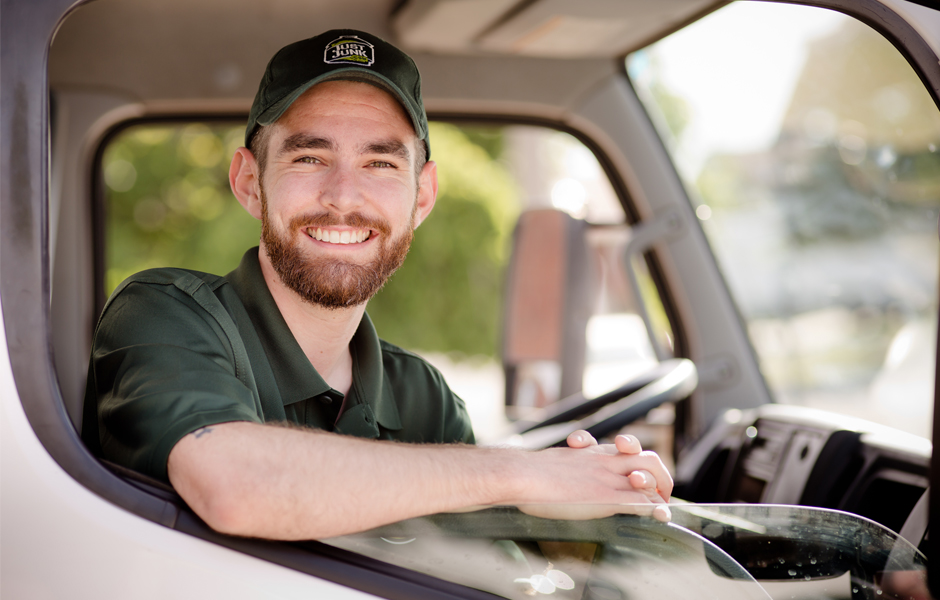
xmin=258 ymin=249 xmax=364 ymax=396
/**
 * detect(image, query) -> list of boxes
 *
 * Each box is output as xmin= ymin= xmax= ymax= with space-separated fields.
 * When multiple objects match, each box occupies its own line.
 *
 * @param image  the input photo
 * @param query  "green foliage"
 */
xmin=104 ymin=120 xmax=519 ymax=357
xmin=458 ymin=126 xmax=504 ymax=161
xmin=104 ymin=123 xmax=259 ymax=292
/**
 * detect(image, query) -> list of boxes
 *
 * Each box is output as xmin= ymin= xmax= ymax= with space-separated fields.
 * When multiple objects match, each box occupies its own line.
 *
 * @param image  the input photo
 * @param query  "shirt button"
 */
xmin=319 ymin=395 xmax=332 ymax=405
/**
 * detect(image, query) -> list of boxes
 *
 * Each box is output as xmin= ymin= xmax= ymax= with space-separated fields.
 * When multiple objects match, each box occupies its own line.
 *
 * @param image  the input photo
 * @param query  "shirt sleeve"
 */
xmin=432 ymin=369 xmax=476 ymax=445
xmin=86 ymin=278 xmax=263 ymax=482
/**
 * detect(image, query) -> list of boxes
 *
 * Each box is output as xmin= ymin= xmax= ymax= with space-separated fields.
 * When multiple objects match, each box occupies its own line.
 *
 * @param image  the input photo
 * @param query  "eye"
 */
xmin=370 ymin=160 xmax=396 ymax=169
xmin=294 ymin=156 xmax=321 ymax=164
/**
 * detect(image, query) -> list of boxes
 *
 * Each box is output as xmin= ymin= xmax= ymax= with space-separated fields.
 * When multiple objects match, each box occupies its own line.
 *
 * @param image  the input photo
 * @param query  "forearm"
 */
xmin=168 ymin=422 xmax=672 ymax=540
xmin=168 ymin=421 xmax=523 ymax=539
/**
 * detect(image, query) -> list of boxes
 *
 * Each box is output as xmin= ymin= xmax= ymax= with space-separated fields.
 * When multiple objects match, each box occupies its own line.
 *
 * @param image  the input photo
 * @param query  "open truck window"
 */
xmin=99 ymin=120 xmax=677 ymax=450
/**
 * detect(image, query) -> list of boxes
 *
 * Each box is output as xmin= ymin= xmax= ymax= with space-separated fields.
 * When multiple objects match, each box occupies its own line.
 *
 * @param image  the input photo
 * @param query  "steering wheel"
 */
xmin=502 ymin=358 xmax=697 ymax=449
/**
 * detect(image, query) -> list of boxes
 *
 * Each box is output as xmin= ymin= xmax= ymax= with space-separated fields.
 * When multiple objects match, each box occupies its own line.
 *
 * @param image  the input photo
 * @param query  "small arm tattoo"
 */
xmin=193 ymin=426 xmax=214 ymax=439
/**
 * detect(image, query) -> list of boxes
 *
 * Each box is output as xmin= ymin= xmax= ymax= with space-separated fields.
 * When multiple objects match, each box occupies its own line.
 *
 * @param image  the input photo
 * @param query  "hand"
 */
xmin=513 ymin=431 xmax=672 ymax=523
xmin=566 ymin=430 xmax=672 ymax=503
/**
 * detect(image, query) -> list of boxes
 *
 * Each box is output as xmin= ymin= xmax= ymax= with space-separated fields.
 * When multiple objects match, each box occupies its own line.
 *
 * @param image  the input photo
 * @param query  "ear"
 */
xmin=230 ymin=146 xmax=263 ymax=220
xmin=412 ymin=160 xmax=438 ymax=229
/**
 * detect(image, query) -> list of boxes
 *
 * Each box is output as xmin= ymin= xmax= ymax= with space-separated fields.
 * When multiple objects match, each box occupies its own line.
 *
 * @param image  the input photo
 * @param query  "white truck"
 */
xmin=3 ymin=0 xmax=940 ymax=597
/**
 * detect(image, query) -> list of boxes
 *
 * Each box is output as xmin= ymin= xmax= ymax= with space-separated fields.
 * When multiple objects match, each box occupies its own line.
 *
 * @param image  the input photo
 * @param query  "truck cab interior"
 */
xmin=4 ymin=0 xmax=940 ymax=598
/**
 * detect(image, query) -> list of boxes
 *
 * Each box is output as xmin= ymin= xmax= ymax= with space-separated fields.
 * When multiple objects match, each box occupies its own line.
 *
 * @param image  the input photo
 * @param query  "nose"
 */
xmin=319 ymin=163 xmax=365 ymax=214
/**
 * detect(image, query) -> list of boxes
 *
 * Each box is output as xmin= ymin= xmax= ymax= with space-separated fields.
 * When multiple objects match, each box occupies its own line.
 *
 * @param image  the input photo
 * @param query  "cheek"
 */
xmin=362 ymin=173 xmax=411 ymax=194
xmin=263 ymin=178 xmax=312 ymax=214
xmin=360 ymin=175 xmax=416 ymax=210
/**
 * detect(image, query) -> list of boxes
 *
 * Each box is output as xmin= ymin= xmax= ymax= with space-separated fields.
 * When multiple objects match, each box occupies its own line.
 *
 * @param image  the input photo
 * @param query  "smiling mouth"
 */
xmin=306 ymin=227 xmax=373 ymax=245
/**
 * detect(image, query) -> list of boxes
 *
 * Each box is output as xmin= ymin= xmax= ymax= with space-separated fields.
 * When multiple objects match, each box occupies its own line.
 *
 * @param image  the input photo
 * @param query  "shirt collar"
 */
xmin=348 ymin=313 xmax=402 ymax=431
xmin=225 ymin=248 xmax=401 ymax=432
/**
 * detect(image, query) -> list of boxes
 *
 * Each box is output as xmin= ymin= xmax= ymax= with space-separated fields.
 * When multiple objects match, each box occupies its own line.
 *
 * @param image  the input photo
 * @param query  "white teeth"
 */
xmin=309 ymin=228 xmax=370 ymax=245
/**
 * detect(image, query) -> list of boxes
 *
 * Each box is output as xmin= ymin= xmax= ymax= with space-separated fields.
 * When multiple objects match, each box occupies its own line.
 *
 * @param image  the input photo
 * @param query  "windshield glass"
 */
xmin=626 ymin=1 xmax=939 ymax=439
xmin=323 ymin=504 xmax=926 ymax=599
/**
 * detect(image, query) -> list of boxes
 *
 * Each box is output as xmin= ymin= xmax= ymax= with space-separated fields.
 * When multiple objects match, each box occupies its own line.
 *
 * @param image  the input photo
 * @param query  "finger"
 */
xmin=567 ymin=430 xmax=598 ymax=449
xmin=652 ymin=504 xmax=672 ymax=523
xmin=626 ymin=470 xmax=666 ymax=506
xmin=644 ymin=453 xmax=674 ymax=501
xmin=616 ymin=452 xmax=673 ymax=501
xmin=614 ymin=434 xmax=642 ymax=455
xmin=628 ymin=469 xmax=656 ymax=490
xmin=633 ymin=478 xmax=666 ymax=504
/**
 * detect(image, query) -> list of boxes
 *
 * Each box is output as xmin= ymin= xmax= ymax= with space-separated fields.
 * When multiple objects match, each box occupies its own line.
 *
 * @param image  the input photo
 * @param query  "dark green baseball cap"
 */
xmin=246 ymin=29 xmax=429 ymax=159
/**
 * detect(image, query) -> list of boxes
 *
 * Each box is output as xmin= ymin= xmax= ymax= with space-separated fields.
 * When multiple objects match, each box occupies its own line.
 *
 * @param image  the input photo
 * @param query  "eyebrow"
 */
xmin=277 ymin=133 xmax=334 ymax=156
xmin=276 ymin=133 xmax=411 ymax=162
xmin=361 ymin=140 xmax=410 ymax=162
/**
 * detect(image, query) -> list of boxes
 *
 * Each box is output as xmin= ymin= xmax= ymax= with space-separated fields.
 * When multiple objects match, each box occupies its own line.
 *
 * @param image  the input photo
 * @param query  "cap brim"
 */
xmin=256 ymin=68 xmax=428 ymax=143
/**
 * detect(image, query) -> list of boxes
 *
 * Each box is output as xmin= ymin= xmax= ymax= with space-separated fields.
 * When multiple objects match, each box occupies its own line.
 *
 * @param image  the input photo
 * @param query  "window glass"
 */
xmin=102 ymin=121 xmax=671 ymax=444
xmin=628 ymin=2 xmax=939 ymax=438
xmin=322 ymin=504 xmax=924 ymax=599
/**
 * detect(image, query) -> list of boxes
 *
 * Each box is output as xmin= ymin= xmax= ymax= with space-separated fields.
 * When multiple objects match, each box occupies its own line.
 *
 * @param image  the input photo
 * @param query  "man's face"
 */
xmin=253 ymin=81 xmax=432 ymax=309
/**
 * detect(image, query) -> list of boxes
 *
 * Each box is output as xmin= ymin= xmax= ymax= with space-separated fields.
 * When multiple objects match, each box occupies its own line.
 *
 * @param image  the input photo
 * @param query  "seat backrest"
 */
xmin=501 ymin=209 xmax=594 ymax=417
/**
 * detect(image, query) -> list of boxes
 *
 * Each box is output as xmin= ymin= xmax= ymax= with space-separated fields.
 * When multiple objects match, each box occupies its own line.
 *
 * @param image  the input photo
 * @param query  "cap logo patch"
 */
xmin=324 ymin=36 xmax=375 ymax=67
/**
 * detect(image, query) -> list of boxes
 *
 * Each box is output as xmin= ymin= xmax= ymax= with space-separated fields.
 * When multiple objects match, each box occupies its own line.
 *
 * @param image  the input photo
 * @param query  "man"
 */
xmin=84 ymin=29 xmax=672 ymax=540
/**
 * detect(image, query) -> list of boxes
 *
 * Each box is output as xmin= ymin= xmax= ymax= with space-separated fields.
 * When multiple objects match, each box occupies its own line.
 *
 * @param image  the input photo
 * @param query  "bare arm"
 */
xmin=168 ymin=421 xmax=672 ymax=540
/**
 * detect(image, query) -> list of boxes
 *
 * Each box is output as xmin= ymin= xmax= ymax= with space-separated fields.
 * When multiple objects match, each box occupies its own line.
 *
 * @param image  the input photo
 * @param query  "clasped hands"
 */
xmin=518 ymin=429 xmax=673 ymax=522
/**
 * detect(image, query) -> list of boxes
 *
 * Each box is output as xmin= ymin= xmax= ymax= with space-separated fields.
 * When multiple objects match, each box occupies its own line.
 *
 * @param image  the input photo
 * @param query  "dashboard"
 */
xmin=675 ymin=404 xmax=931 ymax=546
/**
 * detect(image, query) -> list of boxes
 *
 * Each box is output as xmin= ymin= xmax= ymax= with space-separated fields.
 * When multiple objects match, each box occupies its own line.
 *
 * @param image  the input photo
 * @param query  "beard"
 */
xmin=261 ymin=189 xmax=415 ymax=310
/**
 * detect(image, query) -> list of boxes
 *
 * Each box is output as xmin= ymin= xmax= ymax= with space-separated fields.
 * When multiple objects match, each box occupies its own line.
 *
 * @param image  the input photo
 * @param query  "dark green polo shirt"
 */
xmin=83 ymin=248 xmax=474 ymax=482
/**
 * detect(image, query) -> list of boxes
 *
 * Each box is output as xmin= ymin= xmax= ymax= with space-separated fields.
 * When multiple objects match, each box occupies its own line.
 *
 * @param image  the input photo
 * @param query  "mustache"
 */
xmin=288 ymin=212 xmax=391 ymax=235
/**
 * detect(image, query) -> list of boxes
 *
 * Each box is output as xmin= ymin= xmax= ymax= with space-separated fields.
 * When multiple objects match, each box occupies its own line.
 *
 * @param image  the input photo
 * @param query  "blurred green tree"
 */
xmin=104 ymin=123 xmax=256 ymax=291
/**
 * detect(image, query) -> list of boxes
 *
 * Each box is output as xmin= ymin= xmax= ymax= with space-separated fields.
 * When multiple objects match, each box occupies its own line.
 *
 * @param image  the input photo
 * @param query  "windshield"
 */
xmin=626 ymin=1 xmax=939 ymax=439
xmin=323 ymin=504 xmax=926 ymax=599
